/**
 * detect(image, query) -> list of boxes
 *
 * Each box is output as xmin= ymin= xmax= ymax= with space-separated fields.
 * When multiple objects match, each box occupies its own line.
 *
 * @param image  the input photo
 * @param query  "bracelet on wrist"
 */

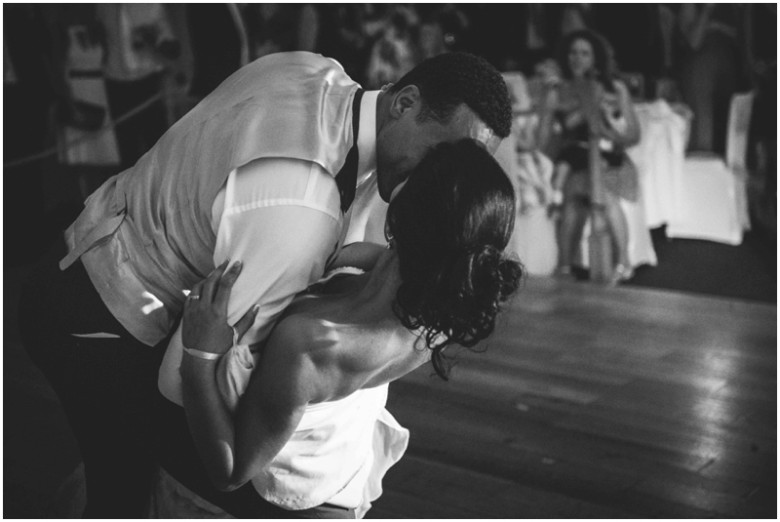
xmin=183 ymin=346 xmax=223 ymax=361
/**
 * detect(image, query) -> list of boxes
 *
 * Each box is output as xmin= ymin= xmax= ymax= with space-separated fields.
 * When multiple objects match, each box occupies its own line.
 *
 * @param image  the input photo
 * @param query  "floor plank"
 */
xmin=375 ymin=277 xmax=776 ymax=518
xmin=4 ymin=273 xmax=775 ymax=518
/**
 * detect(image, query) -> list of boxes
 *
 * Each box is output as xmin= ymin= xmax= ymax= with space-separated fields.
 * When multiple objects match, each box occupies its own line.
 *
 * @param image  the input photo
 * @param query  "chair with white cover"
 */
xmin=666 ymin=92 xmax=754 ymax=245
xmin=496 ymin=72 xmax=559 ymax=276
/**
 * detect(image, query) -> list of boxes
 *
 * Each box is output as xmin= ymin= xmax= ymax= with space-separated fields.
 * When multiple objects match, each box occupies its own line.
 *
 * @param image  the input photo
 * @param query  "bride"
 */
xmin=155 ymin=139 xmax=524 ymax=518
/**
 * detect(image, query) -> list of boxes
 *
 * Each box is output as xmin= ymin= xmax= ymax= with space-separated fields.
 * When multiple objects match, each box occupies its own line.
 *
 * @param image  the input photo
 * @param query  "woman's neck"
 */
xmin=354 ymin=248 xmax=402 ymax=307
xmin=305 ymin=248 xmax=402 ymax=324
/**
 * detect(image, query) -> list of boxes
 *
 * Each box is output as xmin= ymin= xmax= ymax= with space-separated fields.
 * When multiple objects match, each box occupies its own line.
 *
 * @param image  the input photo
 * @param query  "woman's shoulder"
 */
xmin=267 ymin=312 xmax=405 ymax=399
xmin=269 ymin=307 xmax=356 ymax=365
xmin=270 ymin=312 xmax=325 ymax=350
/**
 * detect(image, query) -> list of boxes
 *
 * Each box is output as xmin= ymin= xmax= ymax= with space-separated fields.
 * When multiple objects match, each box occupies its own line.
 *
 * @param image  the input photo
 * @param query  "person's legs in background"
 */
xmin=603 ymin=190 xmax=632 ymax=282
xmin=18 ymin=244 xmax=166 ymax=518
xmin=556 ymin=171 xmax=589 ymax=276
xmin=679 ymin=33 xmax=739 ymax=154
xmin=708 ymin=36 xmax=738 ymax=156
xmin=680 ymin=48 xmax=715 ymax=153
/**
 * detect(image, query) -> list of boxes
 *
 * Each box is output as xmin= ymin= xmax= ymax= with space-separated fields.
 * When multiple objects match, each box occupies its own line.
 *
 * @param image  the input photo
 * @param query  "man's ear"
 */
xmin=389 ymin=85 xmax=421 ymax=119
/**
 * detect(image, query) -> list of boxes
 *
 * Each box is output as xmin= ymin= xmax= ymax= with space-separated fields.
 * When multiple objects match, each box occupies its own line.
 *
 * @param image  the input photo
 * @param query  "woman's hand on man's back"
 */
xmin=182 ymin=260 xmax=259 ymax=354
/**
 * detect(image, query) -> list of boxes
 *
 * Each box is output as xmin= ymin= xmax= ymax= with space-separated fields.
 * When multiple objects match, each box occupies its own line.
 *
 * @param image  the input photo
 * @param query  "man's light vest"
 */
xmin=61 ymin=52 xmax=360 ymax=346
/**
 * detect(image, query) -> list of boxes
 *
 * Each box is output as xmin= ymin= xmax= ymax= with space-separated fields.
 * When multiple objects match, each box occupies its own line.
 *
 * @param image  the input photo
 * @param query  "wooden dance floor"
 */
xmin=4 ymin=273 xmax=776 ymax=518
xmin=368 ymin=277 xmax=776 ymax=518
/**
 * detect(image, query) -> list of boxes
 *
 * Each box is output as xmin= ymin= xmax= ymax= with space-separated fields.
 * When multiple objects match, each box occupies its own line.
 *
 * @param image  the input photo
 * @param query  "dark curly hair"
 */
xmin=390 ymin=52 xmax=513 ymax=138
xmin=557 ymin=29 xmax=618 ymax=92
xmin=386 ymin=139 xmax=524 ymax=379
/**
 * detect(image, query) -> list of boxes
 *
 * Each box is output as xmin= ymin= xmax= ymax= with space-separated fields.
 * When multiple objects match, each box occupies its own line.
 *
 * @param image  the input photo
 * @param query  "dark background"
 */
xmin=3 ymin=3 xmax=776 ymax=518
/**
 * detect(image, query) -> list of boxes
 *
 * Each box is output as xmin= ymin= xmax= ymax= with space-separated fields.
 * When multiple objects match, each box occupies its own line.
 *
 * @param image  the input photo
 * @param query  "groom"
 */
xmin=20 ymin=51 xmax=511 ymax=516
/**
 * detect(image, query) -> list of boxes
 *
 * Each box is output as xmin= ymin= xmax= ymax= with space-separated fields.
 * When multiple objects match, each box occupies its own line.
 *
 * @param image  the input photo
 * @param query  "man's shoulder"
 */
xmin=249 ymin=51 xmax=348 ymax=77
xmin=230 ymin=158 xmax=341 ymax=220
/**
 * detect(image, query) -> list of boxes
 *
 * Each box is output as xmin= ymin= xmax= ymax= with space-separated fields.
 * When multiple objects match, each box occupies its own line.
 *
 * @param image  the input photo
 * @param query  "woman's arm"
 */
xmin=599 ymin=81 xmax=641 ymax=148
xmin=330 ymin=241 xmax=385 ymax=272
xmin=181 ymin=320 xmax=314 ymax=491
xmin=536 ymin=86 xmax=556 ymax=152
xmin=180 ymin=262 xmax=319 ymax=492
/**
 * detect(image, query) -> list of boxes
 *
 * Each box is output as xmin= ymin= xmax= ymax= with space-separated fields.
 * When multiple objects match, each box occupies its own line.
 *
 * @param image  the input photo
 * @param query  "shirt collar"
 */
xmin=356 ymin=90 xmax=379 ymax=184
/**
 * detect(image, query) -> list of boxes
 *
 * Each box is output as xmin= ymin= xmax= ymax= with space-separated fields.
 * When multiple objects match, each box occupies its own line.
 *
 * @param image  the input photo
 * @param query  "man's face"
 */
xmin=375 ymin=87 xmax=501 ymax=202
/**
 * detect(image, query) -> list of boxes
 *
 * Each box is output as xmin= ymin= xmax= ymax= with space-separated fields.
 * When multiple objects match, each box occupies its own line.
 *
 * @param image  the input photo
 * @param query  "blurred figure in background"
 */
xmin=515 ymin=4 xmax=558 ymax=76
xmin=97 ymin=3 xmax=180 ymax=169
xmin=364 ymin=5 xmax=418 ymax=88
xmin=541 ymin=29 xmax=640 ymax=283
xmin=417 ymin=10 xmax=447 ymax=61
xmin=676 ymin=3 xmax=744 ymax=154
xmin=417 ymin=4 xmax=470 ymax=61
xmin=559 ymin=3 xmax=590 ymax=36
xmin=315 ymin=5 xmax=373 ymax=85
xmin=744 ymin=3 xmax=777 ymax=231
xmin=589 ymin=4 xmax=666 ymax=100
xmin=56 ymin=5 xmax=121 ymax=197
xmin=495 ymin=72 xmax=557 ymax=276
xmin=243 ymin=4 xmax=318 ymax=61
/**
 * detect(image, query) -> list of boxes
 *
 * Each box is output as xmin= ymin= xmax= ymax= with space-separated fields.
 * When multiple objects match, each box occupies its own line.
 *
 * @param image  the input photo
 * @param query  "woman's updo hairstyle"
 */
xmin=386 ymin=139 xmax=524 ymax=379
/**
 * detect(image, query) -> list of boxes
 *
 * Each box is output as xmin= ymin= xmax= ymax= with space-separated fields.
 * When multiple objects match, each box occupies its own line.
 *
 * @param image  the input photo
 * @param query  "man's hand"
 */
xmin=182 ymin=260 xmax=258 ymax=354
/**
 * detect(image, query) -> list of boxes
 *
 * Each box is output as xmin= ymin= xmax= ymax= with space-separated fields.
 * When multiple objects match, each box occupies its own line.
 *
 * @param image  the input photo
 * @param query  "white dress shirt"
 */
xmin=212 ymin=90 xmax=380 ymax=345
xmin=160 ymin=90 xmax=380 ymax=397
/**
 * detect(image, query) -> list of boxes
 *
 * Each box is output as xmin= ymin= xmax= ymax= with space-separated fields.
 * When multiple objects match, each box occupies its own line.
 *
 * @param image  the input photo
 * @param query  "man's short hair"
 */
xmin=391 ymin=52 xmax=512 ymax=138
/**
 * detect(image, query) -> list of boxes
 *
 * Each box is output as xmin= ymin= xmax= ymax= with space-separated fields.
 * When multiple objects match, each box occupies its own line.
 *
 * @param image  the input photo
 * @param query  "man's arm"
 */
xmin=213 ymin=158 xmax=343 ymax=346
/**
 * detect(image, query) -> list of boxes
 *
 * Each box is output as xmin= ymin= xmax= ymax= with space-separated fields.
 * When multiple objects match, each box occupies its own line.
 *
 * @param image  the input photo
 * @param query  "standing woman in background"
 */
xmin=540 ymin=29 xmax=640 ymax=283
xmin=676 ymin=3 xmax=743 ymax=154
xmin=96 ymin=4 xmax=179 ymax=169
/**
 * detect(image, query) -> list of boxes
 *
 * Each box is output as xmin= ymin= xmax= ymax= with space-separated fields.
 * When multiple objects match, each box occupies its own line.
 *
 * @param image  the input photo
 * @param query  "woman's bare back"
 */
xmin=268 ymin=273 xmax=430 ymax=404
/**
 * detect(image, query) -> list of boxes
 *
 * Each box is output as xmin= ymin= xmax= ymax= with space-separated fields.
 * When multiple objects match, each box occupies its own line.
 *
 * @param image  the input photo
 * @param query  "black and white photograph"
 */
xmin=4 ymin=3 xmax=776 ymax=518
